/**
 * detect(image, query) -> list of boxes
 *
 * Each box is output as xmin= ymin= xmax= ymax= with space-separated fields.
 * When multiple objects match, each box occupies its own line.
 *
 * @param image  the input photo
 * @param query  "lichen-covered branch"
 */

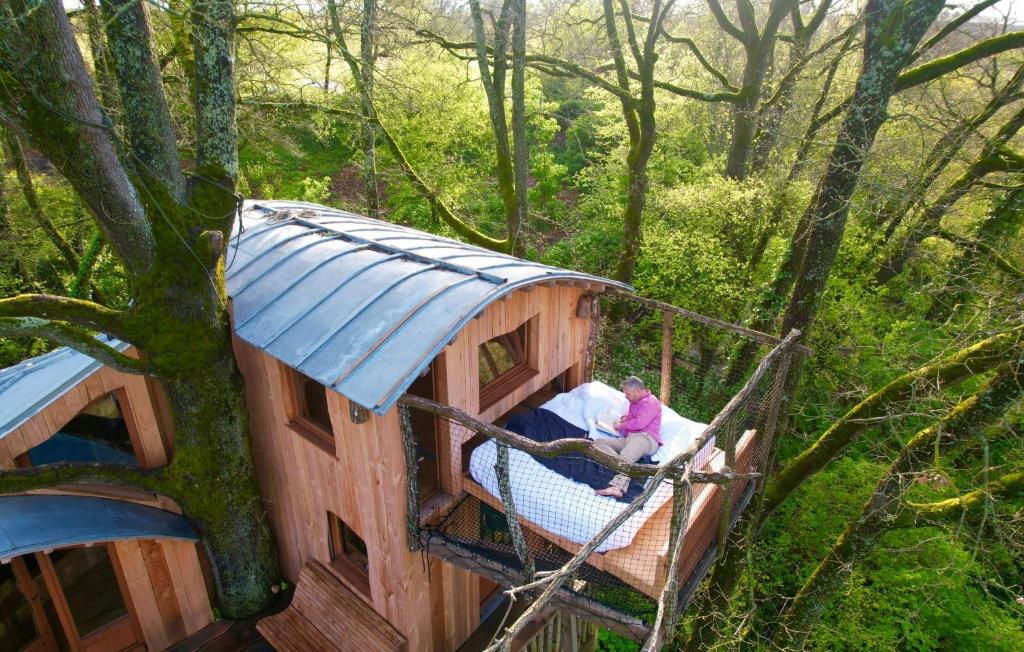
xmin=761 ymin=327 xmax=1021 ymax=522
xmin=0 ymin=316 xmax=154 ymax=376
xmin=0 ymin=293 xmax=128 ymax=337
xmin=0 ymin=0 xmax=154 ymax=274
xmin=903 ymin=467 xmax=1024 ymax=522
xmin=495 ymin=441 xmax=535 ymax=580
xmin=100 ymin=0 xmax=186 ymax=201
xmin=774 ymin=353 xmax=1024 ymax=647
xmin=0 ymin=462 xmax=170 ymax=498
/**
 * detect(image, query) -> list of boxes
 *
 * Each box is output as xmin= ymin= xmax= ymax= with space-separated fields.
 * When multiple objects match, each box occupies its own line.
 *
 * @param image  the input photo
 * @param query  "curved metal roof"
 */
xmin=0 ymin=335 xmax=128 ymax=438
xmin=0 ymin=494 xmax=197 ymax=561
xmin=227 ymin=200 xmax=630 ymax=414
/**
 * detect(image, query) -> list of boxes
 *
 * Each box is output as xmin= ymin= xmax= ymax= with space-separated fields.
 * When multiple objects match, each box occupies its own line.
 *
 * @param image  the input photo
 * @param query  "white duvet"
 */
xmin=468 ymin=382 xmax=716 ymax=553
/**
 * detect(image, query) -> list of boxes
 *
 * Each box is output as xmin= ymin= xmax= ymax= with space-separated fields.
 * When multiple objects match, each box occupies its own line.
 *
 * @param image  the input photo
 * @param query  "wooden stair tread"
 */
xmin=257 ymin=560 xmax=407 ymax=652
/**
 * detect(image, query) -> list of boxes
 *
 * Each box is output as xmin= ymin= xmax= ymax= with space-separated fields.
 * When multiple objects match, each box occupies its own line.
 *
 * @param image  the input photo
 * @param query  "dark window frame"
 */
xmin=282 ymin=365 xmax=336 ymax=456
xmin=478 ymin=316 xmax=539 ymax=410
xmin=327 ymin=512 xmax=371 ymax=600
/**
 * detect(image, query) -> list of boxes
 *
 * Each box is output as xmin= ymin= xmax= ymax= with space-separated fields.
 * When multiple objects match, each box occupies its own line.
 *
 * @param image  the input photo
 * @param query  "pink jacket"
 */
xmin=618 ymin=390 xmax=662 ymax=445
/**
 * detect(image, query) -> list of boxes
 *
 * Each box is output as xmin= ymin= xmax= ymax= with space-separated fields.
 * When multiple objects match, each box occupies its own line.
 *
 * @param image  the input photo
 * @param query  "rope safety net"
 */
xmin=402 ymin=293 xmax=802 ymax=634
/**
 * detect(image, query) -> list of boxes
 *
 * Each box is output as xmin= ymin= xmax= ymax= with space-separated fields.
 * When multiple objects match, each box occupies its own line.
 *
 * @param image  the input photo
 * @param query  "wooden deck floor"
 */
xmin=167 ymin=587 xmax=292 ymax=652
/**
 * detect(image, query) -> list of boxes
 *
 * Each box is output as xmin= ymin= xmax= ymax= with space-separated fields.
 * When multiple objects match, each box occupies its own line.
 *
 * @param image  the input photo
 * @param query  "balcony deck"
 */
xmin=462 ymin=429 xmax=757 ymax=598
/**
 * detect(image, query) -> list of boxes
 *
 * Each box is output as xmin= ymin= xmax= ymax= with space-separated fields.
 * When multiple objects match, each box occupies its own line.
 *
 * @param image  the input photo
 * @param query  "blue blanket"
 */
xmin=504 ymin=408 xmax=650 ymax=502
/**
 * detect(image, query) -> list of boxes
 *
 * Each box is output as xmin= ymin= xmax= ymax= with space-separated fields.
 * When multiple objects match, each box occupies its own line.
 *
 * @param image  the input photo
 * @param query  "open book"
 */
xmin=595 ymin=418 xmax=620 ymax=436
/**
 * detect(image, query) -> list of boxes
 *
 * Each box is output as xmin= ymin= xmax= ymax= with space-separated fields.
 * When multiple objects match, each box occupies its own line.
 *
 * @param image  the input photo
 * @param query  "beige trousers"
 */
xmin=593 ymin=432 xmax=659 ymax=492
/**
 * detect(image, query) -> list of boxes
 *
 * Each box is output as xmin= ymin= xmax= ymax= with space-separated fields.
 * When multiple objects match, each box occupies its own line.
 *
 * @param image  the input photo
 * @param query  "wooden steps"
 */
xmin=463 ymin=430 xmax=758 ymax=598
xmin=257 ymin=561 xmax=407 ymax=651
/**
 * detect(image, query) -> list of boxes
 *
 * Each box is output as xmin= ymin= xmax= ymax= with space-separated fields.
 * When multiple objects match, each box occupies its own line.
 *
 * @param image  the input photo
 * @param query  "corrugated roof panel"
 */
xmin=227 ymin=200 xmax=631 ymax=413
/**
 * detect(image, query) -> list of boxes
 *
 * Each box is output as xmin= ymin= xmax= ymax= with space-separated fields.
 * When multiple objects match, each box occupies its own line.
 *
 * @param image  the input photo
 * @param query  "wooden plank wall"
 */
xmin=113 ymin=539 xmax=214 ymax=650
xmin=236 ymin=283 xmax=593 ymax=652
xmin=235 ymin=339 xmax=435 ymax=651
xmin=437 ymin=284 xmax=590 ymax=495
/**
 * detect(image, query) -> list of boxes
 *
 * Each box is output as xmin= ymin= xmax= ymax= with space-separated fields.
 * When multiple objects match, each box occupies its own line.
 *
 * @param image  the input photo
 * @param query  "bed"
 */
xmin=468 ymin=382 xmax=719 ymax=554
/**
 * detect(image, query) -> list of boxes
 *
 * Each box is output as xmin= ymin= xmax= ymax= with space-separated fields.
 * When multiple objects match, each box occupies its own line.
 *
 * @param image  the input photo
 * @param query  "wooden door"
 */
xmin=1 ymin=545 xmax=142 ymax=652
xmin=36 ymin=545 xmax=141 ymax=652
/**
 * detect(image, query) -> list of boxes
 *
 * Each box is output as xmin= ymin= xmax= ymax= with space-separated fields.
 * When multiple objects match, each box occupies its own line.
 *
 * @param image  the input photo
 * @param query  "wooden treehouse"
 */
xmin=0 ymin=200 xmax=806 ymax=652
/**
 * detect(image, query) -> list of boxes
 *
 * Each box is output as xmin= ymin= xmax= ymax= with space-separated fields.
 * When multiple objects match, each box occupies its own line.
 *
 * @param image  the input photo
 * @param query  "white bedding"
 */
xmin=468 ymin=382 xmax=716 ymax=553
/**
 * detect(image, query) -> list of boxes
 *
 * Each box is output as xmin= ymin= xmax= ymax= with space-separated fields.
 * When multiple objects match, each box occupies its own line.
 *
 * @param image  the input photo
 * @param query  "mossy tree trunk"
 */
xmin=778 ymin=0 xmax=945 ymax=343
xmin=0 ymin=0 xmax=278 ymax=619
xmin=718 ymin=0 xmax=798 ymax=181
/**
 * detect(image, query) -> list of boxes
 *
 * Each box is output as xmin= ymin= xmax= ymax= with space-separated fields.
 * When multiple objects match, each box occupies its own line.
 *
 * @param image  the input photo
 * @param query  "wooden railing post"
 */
xmin=659 ymin=311 xmax=673 ymax=405
xmin=582 ymin=296 xmax=600 ymax=383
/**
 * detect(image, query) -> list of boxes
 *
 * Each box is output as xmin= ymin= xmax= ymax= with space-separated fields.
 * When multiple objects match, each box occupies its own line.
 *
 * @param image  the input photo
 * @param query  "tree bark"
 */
xmin=0 ymin=0 xmax=279 ymax=619
xmin=778 ymin=0 xmax=944 ymax=343
xmin=360 ymin=0 xmax=380 ymax=219
xmin=100 ymin=0 xmax=186 ymax=201
xmin=719 ymin=0 xmax=798 ymax=180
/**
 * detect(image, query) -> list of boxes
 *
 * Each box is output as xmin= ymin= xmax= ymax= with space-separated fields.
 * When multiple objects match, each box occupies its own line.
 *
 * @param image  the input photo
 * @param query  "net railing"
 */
xmin=399 ymin=296 xmax=805 ymax=645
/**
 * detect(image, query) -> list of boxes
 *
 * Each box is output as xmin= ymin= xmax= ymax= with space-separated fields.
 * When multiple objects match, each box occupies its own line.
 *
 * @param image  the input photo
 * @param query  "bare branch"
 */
xmin=933 ymin=228 xmax=1024 ymax=281
xmin=910 ymin=0 xmax=1002 ymax=64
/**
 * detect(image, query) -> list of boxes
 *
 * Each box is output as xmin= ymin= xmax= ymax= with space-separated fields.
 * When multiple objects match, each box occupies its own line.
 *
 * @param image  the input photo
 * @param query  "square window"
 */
xmin=283 ymin=366 xmax=335 ymax=454
xmin=479 ymin=317 xmax=538 ymax=409
xmin=327 ymin=512 xmax=371 ymax=599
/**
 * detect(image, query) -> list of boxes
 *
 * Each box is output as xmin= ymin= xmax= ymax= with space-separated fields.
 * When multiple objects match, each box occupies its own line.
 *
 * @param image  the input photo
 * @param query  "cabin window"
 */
xmin=479 ymin=317 xmax=538 ymax=409
xmin=327 ymin=512 xmax=371 ymax=599
xmin=48 ymin=546 xmax=129 ymax=638
xmin=20 ymin=393 xmax=139 ymax=468
xmin=284 ymin=366 xmax=335 ymax=454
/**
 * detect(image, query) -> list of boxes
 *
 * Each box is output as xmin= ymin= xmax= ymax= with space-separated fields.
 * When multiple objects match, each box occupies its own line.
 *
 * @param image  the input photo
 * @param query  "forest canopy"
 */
xmin=0 ymin=0 xmax=1022 ymax=649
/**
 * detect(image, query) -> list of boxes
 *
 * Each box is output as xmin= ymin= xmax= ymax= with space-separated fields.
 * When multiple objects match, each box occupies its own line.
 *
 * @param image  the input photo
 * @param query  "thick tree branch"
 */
xmin=910 ymin=0 xmax=1002 ymax=64
xmin=706 ymin=0 xmax=746 ymax=43
xmin=903 ymin=468 xmax=1024 ymax=522
xmin=898 ymin=31 xmax=1024 ymax=90
xmin=101 ymin=0 xmax=186 ymax=201
xmin=0 ymin=462 xmax=169 ymax=497
xmin=775 ymin=354 xmax=1024 ymax=647
xmin=0 ymin=317 xmax=154 ymax=376
xmin=0 ymin=294 xmax=128 ymax=336
xmin=0 ymin=0 xmax=154 ymax=275
xmin=761 ymin=327 xmax=1023 ymax=523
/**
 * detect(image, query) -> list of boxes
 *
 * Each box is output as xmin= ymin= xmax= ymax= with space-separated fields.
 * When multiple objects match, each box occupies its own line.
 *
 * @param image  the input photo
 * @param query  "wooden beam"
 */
xmin=603 ymin=290 xmax=814 ymax=357
xmin=420 ymin=533 xmax=651 ymax=642
xmin=659 ymin=312 xmax=673 ymax=406
xmin=397 ymin=394 xmax=744 ymax=485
